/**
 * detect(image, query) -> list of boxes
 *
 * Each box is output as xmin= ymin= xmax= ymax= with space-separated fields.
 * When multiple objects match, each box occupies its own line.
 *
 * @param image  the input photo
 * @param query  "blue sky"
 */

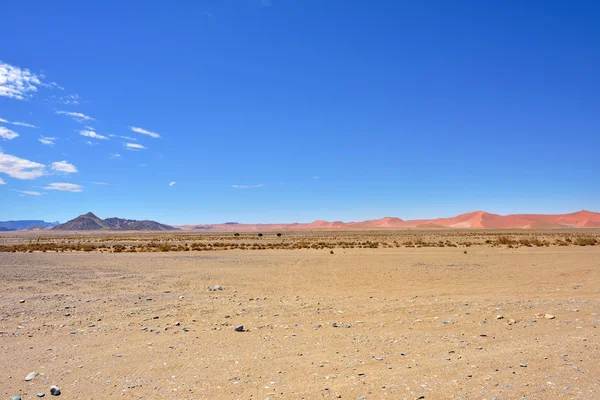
xmin=1 ymin=1 xmax=599 ymax=224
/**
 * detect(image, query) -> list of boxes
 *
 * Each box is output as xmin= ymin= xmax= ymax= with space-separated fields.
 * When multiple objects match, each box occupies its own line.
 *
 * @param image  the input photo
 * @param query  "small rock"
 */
xmin=520 ymin=363 xmax=527 ymax=367
xmin=19 ymin=299 xmax=25 ymax=303
xmin=496 ymin=315 xmax=504 ymax=320
xmin=37 ymin=393 xmax=45 ymax=398
xmin=234 ymin=325 xmax=244 ymax=332
xmin=544 ymin=314 xmax=555 ymax=319
xmin=50 ymin=386 xmax=61 ymax=396
xmin=25 ymin=371 xmax=39 ymax=381
xmin=214 ymin=285 xmax=223 ymax=291
xmin=12 ymin=396 xmax=22 ymax=400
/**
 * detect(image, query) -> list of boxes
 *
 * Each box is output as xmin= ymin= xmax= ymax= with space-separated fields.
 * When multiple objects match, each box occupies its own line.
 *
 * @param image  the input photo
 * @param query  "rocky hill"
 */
xmin=53 ymin=212 xmax=178 ymax=231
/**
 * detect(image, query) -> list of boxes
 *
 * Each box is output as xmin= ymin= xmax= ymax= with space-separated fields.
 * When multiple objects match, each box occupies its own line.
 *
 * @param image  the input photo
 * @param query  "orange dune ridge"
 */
xmin=176 ymin=210 xmax=600 ymax=231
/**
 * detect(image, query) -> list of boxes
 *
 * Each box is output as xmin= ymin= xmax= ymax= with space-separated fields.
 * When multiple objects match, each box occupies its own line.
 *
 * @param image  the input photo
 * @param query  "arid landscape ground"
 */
xmin=1 ymin=230 xmax=599 ymax=399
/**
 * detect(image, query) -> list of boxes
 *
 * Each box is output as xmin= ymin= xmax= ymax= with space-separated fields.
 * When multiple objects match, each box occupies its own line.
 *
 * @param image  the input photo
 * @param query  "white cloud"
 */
xmin=56 ymin=111 xmax=94 ymax=122
xmin=125 ymin=143 xmax=146 ymax=150
xmin=11 ymin=189 xmax=42 ymax=196
xmin=11 ymin=121 xmax=36 ymax=128
xmin=0 ymin=126 xmax=19 ymax=140
xmin=51 ymin=160 xmax=78 ymax=173
xmin=92 ymin=181 xmax=108 ymax=185
xmin=0 ymin=62 xmax=42 ymax=100
xmin=0 ymin=152 xmax=46 ymax=179
xmin=0 ymin=118 xmax=37 ymax=128
xmin=39 ymin=136 xmax=56 ymax=146
xmin=55 ymin=93 xmax=84 ymax=105
xmin=130 ymin=126 xmax=160 ymax=138
xmin=0 ymin=177 xmax=5 ymax=184
xmin=80 ymin=129 xmax=107 ymax=140
xmin=169 ymin=181 xmax=176 ymax=187
xmin=109 ymin=153 xmax=121 ymax=158
xmin=231 ymin=184 xmax=264 ymax=189
xmin=44 ymin=182 xmax=83 ymax=192
xmin=109 ymin=134 xmax=137 ymax=141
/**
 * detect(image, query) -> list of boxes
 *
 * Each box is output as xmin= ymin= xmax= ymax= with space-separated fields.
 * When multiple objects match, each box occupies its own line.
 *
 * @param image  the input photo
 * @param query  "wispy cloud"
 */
xmin=109 ymin=153 xmax=121 ymax=158
xmin=53 ymin=93 xmax=85 ymax=105
xmin=56 ymin=111 xmax=94 ymax=123
xmin=39 ymin=136 xmax=56 ymax=146
xmin=0 ymin=126 xmax=19 ymax=140
xmin=11 ymin=121 xmax=36 ymax=128
xmin=51 ymin=160 xmax=78 ymax=173
xmin=109 ymin=134 xmax=137 ymax=141
xmin=0 ymin=62 xmax=42 ymax=100
xmin=130 ymin=126 xmax=160 ymax=139
xmin=44 ymin=182 xmax=83 ymax=192
xmin=125 ymin=143 xmax=147 ymax=150
xmin=91 ymin=181 xmax=108 ymax=185
xmin=11 ymin=189 xmax=42 ymax=196
xmin=169 ymin=181 xmax=176 ymax=187
xmin=0 ymin=118 xmax=37 ymax=128
xmin=231 ymin=184 xmax=264 ymax=189
xmin=0 ymin=152 xmax=46 ymax=179
xmin=80 ymin=129 xmax=107 ymax=140
xmin=0 ymin=177 xmax=5 ymax=184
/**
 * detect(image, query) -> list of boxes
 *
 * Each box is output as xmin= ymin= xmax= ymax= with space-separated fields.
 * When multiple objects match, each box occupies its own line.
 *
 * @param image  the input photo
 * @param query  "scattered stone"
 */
xmin=375 ymin=357 xmax=383 ymax=361
xmin=50 ymin=386 xmax=61 ymax=396
xmin=520 ymin=363 xmax=527 ymax=367
xmin=234 ymin=325 xmax=244 ymax=332
xmin=572 ymin=366 xmax=580 ymax=371
xmin=12 ymin=396 xmax=21 ymax=400
xmin=214 ymin=285 xmax=223 ymax=291
xmin=25 ymin=371 xmax=39 ymax=381
xmin=496 ymin=315 xmax=504 ymax=320
xmin=19 ymin=299 xmax=25 ymax=303
xmin=37 ymin=393 xmax=45 ymax=398
xmin=544 ymin=314 xmax=555 ymax=319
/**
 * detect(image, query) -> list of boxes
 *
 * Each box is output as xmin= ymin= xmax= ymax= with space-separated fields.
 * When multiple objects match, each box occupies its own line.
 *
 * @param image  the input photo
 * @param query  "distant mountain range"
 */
xmin=0 ymin=220 xmax=60 ymax=231
xmin=53 ymin=212 xmax=178 ymax=231
xmin=3 ymin=210 xmax=599 ymax=232
xmin=178 ymin=210 xmax=600 ymax=231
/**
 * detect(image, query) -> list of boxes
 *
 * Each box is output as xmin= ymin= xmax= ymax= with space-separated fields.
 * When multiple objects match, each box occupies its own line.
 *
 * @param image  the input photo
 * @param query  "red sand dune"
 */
xmin=176 ymin=210 xmax=600 ymax=231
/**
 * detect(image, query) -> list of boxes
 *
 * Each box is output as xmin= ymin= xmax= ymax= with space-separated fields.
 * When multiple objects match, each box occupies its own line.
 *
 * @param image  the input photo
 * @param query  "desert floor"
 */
xmin=1 ymin=238 xmax=599 ymax=399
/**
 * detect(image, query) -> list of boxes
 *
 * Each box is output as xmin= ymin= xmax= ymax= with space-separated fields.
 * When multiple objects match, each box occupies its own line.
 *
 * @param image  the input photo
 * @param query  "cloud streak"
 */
xmin=0 ymin=118 xmax=37 ymax=128
xmin=231 ymin=184 xmax=264 ymax=189
xmin=0 ymin=177 xmax=5 ymax=184
xmin=44 ymin=182 xmax=83 ymax=192
xmin=11 ymin=189 xmax=42 ymax=196
xmin=56 ymin=111 xmax=94 ymax=122
xmin=130 ymin=126 xmax=160 ymax=138
xmin=125 ymin=143 xmax=146 ymax=150
xmin=0 ymin=152 xmax=46 ymax=179
xmin=39 ymin=136 xmax=56 ymax=146
xmin=169 ymin=181 xmax=176 ymax=187
xmin=80 ymin=129 xmax=107 ymax=140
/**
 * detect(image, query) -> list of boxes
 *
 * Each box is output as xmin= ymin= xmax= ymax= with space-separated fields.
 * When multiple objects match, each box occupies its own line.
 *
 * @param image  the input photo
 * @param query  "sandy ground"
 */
xmin=1 ymin=245 xmax=599 ymax=399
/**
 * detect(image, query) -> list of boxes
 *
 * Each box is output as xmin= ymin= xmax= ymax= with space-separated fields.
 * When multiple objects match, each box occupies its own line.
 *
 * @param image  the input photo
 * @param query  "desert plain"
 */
xmin=1 ymin=230 xmax=599 ymax=399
